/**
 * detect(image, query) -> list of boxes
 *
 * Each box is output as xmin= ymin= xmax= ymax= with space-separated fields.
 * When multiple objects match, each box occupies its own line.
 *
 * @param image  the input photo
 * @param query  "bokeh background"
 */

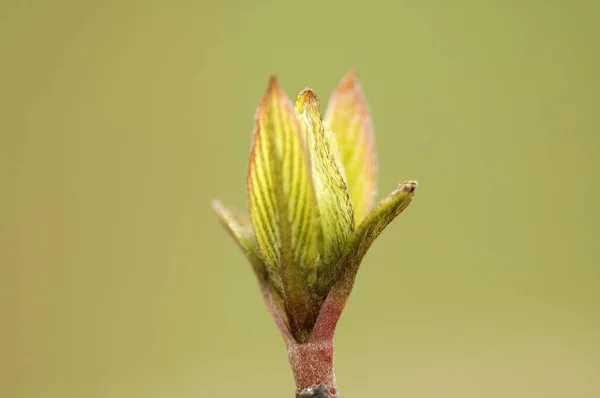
xmin=2 ymin=1 xmax=599 ymax=397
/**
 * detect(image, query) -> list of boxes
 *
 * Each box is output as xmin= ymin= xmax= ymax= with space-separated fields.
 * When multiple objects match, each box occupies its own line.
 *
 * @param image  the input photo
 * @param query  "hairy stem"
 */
xmin=288 ymin=340 xmax=339 ymax=397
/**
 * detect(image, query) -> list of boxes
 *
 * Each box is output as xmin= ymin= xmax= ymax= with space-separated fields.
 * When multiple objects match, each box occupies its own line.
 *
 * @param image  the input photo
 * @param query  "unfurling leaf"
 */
xmin=211 ymin=200 xmax=281 ymax=292
xmin=211 ymin=200 xmax=292 ymax=337
xmin=335 ymin=181 xmax=418 ymax=293
xmin=211 ymin=200 xmax=264 ymax=270
xmin=247 ymin=77 xmax=319 ymax=339
xmin=325 ymin=71 xmax=377 ymax=227
xmin=296 ymin=89 xmax=354 ymax=265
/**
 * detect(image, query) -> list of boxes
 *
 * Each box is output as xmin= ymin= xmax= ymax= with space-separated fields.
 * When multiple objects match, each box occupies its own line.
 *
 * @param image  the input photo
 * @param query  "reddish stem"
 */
xmin=288 ymin=339 xmax=339 ymax=397
xmin=310 ymin=289 xmax=348 ymax=342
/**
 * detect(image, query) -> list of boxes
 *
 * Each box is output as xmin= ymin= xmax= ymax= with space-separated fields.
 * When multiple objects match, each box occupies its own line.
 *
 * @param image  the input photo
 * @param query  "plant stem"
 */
xmin=288 ymin=340 xmax=339 ymax=398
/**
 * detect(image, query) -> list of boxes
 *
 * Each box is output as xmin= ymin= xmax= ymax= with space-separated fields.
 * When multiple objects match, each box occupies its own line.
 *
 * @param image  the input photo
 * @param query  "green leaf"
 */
xmin=247 ymin=77 xmax=319 ymax=338
xmin=296 ymin=89 xmax=355 ymax=264
xmin=324 ymin=71 xmax=377 ymax=227
xmin=328 ymin=181 xmax=418 ymax=294
xmin=212 ymin=200 xmax=292 ymax=337
xmin=211 ymin=200 xmax=283 ymax=292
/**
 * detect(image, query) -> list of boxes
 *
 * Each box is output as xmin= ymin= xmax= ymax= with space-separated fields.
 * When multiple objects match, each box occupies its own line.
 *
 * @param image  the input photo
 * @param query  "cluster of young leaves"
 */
xmin=213 ymin=72 xmax=417 ymax=343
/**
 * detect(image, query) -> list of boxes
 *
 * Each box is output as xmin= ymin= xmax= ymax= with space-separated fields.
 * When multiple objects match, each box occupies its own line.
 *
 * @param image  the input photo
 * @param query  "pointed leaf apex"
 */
xmin=400 ymin=180 xmax=418 ymax=194
xmin=296 ymin=88 xmax=321 ymax=113
xmin=211 ymin=199 xmax=226 ymax=213
xmin=268 ymin=75 xmax=280 ymax=90
xmin=339 ymin=69 xmax=360 ymax=90
xmin=211 ymin=199 xmax=242 ymax=228
xmin=259 ymin=76 xmax=285 ymax=116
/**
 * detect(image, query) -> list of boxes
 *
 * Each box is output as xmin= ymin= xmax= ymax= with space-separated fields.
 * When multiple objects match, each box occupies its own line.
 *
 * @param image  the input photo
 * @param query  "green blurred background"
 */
xmin=2 ymin=1 xmax=599 ymax=397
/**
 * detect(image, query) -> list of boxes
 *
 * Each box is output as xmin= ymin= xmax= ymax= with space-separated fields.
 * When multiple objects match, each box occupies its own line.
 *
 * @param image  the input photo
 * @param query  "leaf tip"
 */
xmin=260 ymin=75 xmax=294 ymax=118
xmin=399 ymin=180 xmax=418 ymax=194
xmin=212 ymin=200 xmax=231 ymax=221
xmin=212 ymin=199 xmax=244 ymax=228
xmin=267 ymin=75 xmax=280 ymax=90
xmin=258 ymin=76 xmax=283 ymax=113
xmin=296 ymin=88 xmax=321 ymax=114
xmin=338 ymin=69 xmax=361 ymax=93
xmin=211 ymin=199 xmax=223 ymax=212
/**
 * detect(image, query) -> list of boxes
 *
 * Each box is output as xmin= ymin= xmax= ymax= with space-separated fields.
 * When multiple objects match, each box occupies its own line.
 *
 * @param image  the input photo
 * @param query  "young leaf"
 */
xmin=211 ymin=200 xmax=263 ymax=266
xmin=212 ymin=200 xmax=293 ymax=341
xmin=211 ymin=200 xmax=282 ymax=293
xmin=247 ymin=77 xmax=319 ymax=338
xmin=296 ymin=89 xmax=354 ymax=264
xmin=324 ymin=71 xmax=377 ymax=227
xmin=333 ymin=181 xmax=417 ymax=294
